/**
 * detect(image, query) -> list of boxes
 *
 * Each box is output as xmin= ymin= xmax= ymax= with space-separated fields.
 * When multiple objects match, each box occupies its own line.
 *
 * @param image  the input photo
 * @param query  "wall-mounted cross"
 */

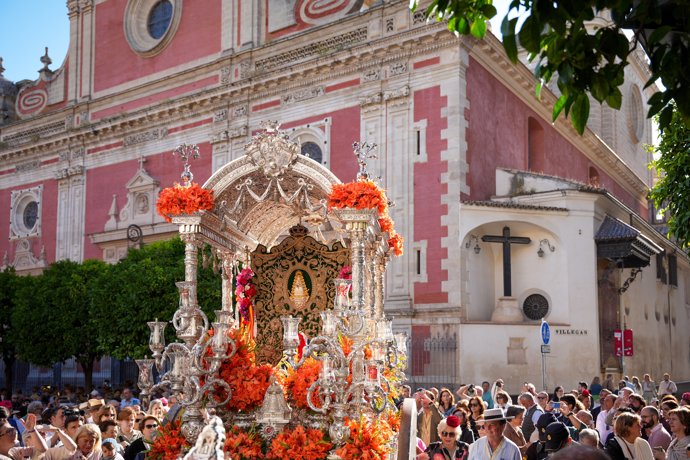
xmin=482 ymin=226 xmax=531 ymax=297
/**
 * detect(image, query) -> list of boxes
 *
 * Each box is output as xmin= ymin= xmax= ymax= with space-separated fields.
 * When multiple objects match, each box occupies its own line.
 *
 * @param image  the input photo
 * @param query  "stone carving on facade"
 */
xmin=9 ymin=185 xmax=43 ymax=240
xmin=383 ymin=85 xmax=410 ymax=102
xmin=71 ymin=148 xmax=84 ymax=159
xmin=6 ymin=238 xmax=46 ymax=273
xmin=65 ymin=115 xmax=74 ymax=130
xmin=389 ymin=62 xmax=408 ymax=76
xmin=15 ymin=160 xmax=40 ymax=173
xmin=105 ymin=160 xmax=162 ymax=232
xmin=385 ymin=17 xmax=395 ymax=33
xmin=360 ymin=92 xmax=382 ymax=107
xmin=220 ymin=66 xmax=232 ymax=85
xmin=281 ymin=86 xmax=324 ymax=105
xmin=362 ymin=69 xmax=380 ymax=82
xmin=213 ymin=109 xmax=228 ymax=122
xmin=232 ymin=105 xmax=247 ymax=118
xmin=123 ymin=127 xmax=168 ymax=146
xmin=55 ymin=165 xmax=85 ymax=180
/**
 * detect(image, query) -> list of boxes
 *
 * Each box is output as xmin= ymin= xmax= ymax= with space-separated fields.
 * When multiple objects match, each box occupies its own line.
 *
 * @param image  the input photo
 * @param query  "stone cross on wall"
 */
xmin=482 ymin=226 xmax=531 ymax=297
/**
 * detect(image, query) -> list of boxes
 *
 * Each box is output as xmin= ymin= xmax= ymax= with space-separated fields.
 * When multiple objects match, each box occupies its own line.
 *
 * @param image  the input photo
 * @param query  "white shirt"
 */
xmin=596 ymin=408 xmax=612 ymax=445
xmin=657 ymin=379 xmax=677 ymax=396
xmin=468 ymin=436 xmax=522 ymax=460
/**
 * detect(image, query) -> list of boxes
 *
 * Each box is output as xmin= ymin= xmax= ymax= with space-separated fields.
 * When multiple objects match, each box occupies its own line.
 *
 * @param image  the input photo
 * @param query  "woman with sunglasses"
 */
xmin=417 ymin=415 xmax=470 ymax=460
xmin=467 ymin=396 xmax=485 ymax=441
xmin=123 ymin=416 xmax=158 ymax=460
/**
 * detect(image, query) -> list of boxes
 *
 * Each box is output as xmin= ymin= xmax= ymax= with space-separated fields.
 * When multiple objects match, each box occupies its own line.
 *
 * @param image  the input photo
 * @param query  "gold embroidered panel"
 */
xmin=251 ymin=224 xmax=350 ymax=364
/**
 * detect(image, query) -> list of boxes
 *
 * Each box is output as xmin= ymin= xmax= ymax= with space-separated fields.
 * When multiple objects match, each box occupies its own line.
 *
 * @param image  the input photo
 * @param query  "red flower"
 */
xmin=156 ymin=182 xmax=214 ymax=222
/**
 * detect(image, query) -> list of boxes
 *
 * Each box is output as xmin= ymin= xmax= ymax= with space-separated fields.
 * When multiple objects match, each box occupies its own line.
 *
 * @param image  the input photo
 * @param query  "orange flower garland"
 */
xmin=215 ymin=328 xmax=273 ymax=412
xmin=281 ymin=357 xmax=323 ymax=410
xmin=156 ymin=182 xmax=214 ymax=222
xmin=335 ymin=416 xmax=394 ymax=460
xmin=224 ymin=427 xmax=265 ymax=460
xmin=267 ymin=426 xmax=332 ymax=460
xmin=387 ymin=232 xmax=404 ymax=257
xmin=147 ymin=420 xmax=190 ymax=460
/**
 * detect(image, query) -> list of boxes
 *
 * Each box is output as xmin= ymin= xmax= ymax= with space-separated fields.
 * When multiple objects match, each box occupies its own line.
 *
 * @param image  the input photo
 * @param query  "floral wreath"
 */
xmin=156 ymin=182 xmax=214 ymax=222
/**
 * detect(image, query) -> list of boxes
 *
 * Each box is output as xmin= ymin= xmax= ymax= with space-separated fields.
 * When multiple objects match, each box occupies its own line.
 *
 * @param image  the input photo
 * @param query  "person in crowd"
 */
xmin=597 ymin=393 xmax=617 ymax=446
xmin=42 ymin=406 xmax=68 ymax=448
xmin=417 ymin=390 xmax=443 ymax=447
xmin=491 ymin=380 xmax=509 ymax=406
xmin=118 ymin=389 xmax=140 ymax=411
xmin=522 ymin=383 xmax=538 ymax=397
xmin=481 ymin=382 xmax=494 ymax=410
xmin=417 ymin=415 xmax=470 ymax=460
xmin=503 ymin=405 xmax=527 ymax=454
xmin=579 ymin=428 xmax=600 ymax=448
xmin=535 ymin=392 xmax=550 ymax=411
xmin=457 ymin=384 xmax=483 ymax=402
xmin=652 ymin=407 xmax=690 ymax=460
xmin=661 ymin=400 xmax=680 ymax=433
xmin=590 ymin=377 xmax=603 ymax=397
xmin=604 ymin=374 xmax=616 ymax=392
xmin=115 ymin=408 xmax=140 ymax=450
xmin=658 ymin=375 xmax=678 ymax=399
xmin=494 ymin=391 xmax=512 ymax=410
xmin=642 ymin=375 xmax=658 ymax=403
xmin=519 ymin=392 xmax=544 ymax=442
xmin=605 ymin=412 xmax=655 ymax=460
xmin=98 ymin=421 xmax=118 ymax=442
xmin=69 ymin=424 xmax=101 ymax=460
xmin=451 ymin=407 xmax=475 ymax=445
xmin=680 ymin=393 xmax=690 ymax=408
xmin=468 ymin=408 xmax=521 ymax=460
xmin=642 ymin=406 xmax=672 ymax=451
xmin=85 ymin=400 xmax=104 ymax=425
xmin=628 ymin=395 xmax=647 ymax=414
xmin=632 ymin=377 xmax=644 ymax=396
xmin=429 ymin=388 xmax=440 ymax=404
xmin=0 ymin=421 xmax=36 ymax=460
xmin=525 ymin=412 xmax=557 ymax=459
xmin=123 ymin=416 xmax=159 ymax=460
xmin=550 ymin=444 xmax=612 ymax=460
xmin=592 ymin=389 xmax=612 ymax=421
xmin=552 ymin=386 xmax=565 ymax=402
xmin=544 ymin=422 xmax=573 ymax=455
xmin=101 ymin=439 xmax=123 ymax=460
xmin=439 ymin=388 xmax=457 ymax=417
xmin=579 ymin=391 xmax=593 ymax=411
xmin=64 ymin=413 xmax=85 ymax=441
xmin=559 ymin=395 xmax=583 ymax=426
xmin=467 ymin=396 xmax=485 ymax=441
xmin=37 ymin=416 xmax=80 ymax=460
xmin=95 ymin=405 xmax=117 ymax=426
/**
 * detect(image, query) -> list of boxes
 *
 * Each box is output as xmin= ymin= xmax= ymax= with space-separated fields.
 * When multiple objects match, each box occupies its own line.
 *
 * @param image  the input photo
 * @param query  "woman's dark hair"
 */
xmin=439 ymin=388 xmax=455 ymax=411
xmin=468 ymin=396 xmax=485 ymax=417
xmin=552 ymin=386 xmax=564 ymax=401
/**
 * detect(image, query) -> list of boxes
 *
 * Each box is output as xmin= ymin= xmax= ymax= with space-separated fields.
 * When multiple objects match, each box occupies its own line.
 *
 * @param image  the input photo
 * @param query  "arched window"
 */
xmin=588 ymin=166 xmax=600 ymax=187
xmin=148 ymin=0 xmax=173 ymax=39
xmin=528 ymin=117 xmax=545 ymax=172
xmin=301 ymin=142 xmax=323 ymax=164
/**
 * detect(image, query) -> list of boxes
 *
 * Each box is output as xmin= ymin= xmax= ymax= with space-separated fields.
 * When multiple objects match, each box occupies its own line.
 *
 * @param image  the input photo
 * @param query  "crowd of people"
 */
xmin=405 ymin=373 xmax=690 ymax=460
xmin=0 ymin=384 xmax=170 ymax=460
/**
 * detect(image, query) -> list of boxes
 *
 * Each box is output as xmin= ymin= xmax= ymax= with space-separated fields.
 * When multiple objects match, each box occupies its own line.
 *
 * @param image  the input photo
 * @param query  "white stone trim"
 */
xmin=288 ymin=118 xmax=332 ymax=166
xmin=124 ymin=0 xmax=183 ymax=57
xmin=412 ymin=240 xmax=428 ymax=283
xmin=9 ymin=185 xmax=43 ymax=240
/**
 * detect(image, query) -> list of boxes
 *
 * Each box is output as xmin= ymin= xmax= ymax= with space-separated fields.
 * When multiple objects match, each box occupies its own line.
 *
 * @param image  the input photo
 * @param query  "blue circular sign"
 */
xmin=541 ymin=321 xmax=550 ymax=345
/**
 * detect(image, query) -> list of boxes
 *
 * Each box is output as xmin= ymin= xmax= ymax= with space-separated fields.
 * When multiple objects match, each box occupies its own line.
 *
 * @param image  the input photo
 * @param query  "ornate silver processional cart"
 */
xmin=136 ymin=123 xmax=409 ymax=460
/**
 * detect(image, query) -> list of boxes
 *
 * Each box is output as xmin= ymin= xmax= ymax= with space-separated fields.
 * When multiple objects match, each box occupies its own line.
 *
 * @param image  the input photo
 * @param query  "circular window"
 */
xmin=301 ymin=142 xmax=323 ymax=164
xmin=627 ymin=85 xmax=645 ymax=144
xmin=523 ymin=294 xmax=549 ymax=320
xmin=23 ymin=201 xmax=38 ymax=230
xmin=147 ymin=1 xmax=173 ymax=39
xmin=124 ymin=0 xmax=182 ymax=57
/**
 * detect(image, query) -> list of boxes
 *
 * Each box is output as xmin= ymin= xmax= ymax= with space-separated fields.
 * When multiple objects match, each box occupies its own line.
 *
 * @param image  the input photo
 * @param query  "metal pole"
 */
xmin=541 ymin=351 xmax=546 ymax=391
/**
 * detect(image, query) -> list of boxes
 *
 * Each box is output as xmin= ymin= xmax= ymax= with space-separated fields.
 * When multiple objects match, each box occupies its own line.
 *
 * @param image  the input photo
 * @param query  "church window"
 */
xmin=9 ymin=185 xmax=42 ymax=239
xmin=23 ymin=201 xmax=38 ymax=230
xmin=301 ymin=142 xmax=323 ymax=164
xmin=627 ymin=85 xmax=645 ymax=144
xmin=148 ymin=1 xmax=173 ymax=39
xmin=522 ymin=293 xmax=549 ymax=320
xmin=657 ymin=253 xmax=667 ymax=284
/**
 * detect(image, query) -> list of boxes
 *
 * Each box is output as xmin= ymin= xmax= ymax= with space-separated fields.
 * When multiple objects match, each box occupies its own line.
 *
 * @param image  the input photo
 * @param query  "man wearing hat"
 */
xmin=468 ymin=408 xmax=521 ymax=460
xmin=543 ymin=422 xmax=573 ymax=454
xmin=525 ymin=412 xmax=558 ymax=460
xmin=417 ymin=415 xmax=470 ymax=460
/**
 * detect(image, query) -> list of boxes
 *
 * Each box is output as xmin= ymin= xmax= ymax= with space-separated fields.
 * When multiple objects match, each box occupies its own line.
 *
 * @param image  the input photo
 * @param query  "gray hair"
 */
xmin=578 ymin=428 xmax=600 ymax=445
xmin=26 ymin=401 xmax=43 ymax=415
xmin=519 ymin=392 xmax=536 ymax=403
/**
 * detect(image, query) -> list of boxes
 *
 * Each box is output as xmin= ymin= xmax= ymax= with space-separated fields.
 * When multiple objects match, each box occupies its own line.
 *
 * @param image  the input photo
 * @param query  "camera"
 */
xmin=552 ymin=402 xmax=561 ymax=409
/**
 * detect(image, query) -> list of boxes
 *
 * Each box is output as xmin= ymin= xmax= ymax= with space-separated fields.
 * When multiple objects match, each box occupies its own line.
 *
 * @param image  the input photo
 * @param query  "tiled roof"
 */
xmin=461 ymin=200 xmax=568 ymax=212
xmin=595 ymin=215 xmax=640 ymax=241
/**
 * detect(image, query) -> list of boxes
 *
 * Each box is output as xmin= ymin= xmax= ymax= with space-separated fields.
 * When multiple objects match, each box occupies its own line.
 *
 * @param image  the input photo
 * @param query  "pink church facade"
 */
xmin=1 ymin=0 xmax=688 ymax=390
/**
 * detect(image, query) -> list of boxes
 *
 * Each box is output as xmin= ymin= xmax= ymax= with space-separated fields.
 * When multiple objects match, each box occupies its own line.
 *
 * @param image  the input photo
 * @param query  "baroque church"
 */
xmin=1 ymin=0 xmax=688 ymax=392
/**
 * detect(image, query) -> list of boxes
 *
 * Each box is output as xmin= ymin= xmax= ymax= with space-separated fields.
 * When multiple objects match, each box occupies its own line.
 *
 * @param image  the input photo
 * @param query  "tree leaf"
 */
xmin=606 ymin=87 xmax=622 ymax=110
xmin=470 ymin=18 xmax=487 ymax=38
xmin=571 ymin=93 xmax=590 ymax=135
xmin=553 ymin=94 xmax=568 ymax=121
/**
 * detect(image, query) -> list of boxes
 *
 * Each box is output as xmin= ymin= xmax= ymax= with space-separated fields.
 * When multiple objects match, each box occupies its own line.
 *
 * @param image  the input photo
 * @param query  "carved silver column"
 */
xmin=374 ymin=248 xmax=388 ymax=319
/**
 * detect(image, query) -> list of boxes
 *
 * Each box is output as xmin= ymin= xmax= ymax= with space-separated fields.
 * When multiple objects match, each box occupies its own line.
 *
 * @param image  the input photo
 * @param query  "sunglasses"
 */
xmin=441 ymin=431 xmax=456 ymax=437
xmin=478 ymin=425 xmax=486 ymax=431
xmin=0 ymin=427 xmax=17 ymax=438
xmin=470 ymin=403 xmax=480 ymax=407
xmin=144 ymin=424 xmax=158 ymax=429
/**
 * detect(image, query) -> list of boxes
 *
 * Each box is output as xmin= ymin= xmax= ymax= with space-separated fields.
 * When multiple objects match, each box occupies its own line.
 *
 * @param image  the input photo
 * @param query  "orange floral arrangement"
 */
xmin=335 ymin=416 xmax=394 ymax=460
xmin=328 ymin=180 xmax=388 ymax=215
xmin=328 ymin=180 xmax=404 ymax=256
xmin=156 ymin=182 xmax=214 ymax=222
xmin=224 ymin=427 xmax=265 ymax=460
xmin=281 ymin=357 xmax=323 ymax=410
xmin=387 ymin=232 xmax=404 ymax=257
xmin=147 ymin=420 xmax=190 ymax=460
xmin=266 ymin=426 xmax=332 ymax=460
xmin=338 ymin=334 xmax=372 ymax=360
xmin=215 ymin=328 xmax=273 ymax=412
xmin=383 ymin=408 xmax=401 ymax=433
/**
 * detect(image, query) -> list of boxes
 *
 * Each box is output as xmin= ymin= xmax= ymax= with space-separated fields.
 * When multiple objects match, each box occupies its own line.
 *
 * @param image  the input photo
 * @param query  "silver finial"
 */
xmin=173 ymin=143 xmax=200 ymax=186
xmin=352 ymin=141 xmax=377 ymax=181
xmin=40 ymin=47 xmax=52 ymax=71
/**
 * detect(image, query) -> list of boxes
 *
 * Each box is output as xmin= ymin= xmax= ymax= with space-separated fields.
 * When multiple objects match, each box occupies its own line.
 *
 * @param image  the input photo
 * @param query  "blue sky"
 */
xmin=0 ymin=1 xmax=70 ymax=83
xmin=0 ymin=0 xmax=512 ymax=84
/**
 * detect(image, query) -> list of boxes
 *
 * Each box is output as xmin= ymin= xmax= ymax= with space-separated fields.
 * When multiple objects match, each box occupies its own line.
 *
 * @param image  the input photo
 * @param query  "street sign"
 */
xmin=624 ymin=329 xmax=634 ymax=356
xmin=541 ymin=321 xmax=550 ymax=345
xmin=541 ymin=345 xmax=551 ymax=354
xmin=614 ymin=329 xmax=622 ymax=357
